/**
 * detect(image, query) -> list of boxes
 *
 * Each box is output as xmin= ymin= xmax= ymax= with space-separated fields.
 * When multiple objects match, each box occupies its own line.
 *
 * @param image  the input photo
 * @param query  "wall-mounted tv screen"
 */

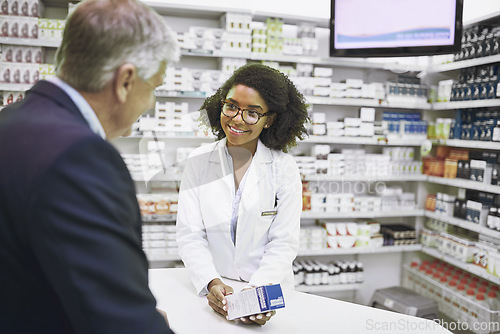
xmin=330 ymin=0 xmax=463 ymax=57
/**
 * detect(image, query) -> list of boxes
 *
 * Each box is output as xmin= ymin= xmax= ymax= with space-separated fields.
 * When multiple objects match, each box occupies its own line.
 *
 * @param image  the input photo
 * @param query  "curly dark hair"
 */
xmin=200 ymin=62 xmax=310 ymax=153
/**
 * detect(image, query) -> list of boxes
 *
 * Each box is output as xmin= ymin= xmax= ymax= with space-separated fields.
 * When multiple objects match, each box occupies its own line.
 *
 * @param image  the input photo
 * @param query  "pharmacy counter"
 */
xmin=148 ymin=268 xmax=451 ymax=334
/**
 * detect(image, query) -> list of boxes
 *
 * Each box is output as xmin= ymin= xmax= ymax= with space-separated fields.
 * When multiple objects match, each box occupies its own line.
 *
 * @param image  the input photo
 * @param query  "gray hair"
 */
xmin=55 ymin=0 xmax=179 ymax=92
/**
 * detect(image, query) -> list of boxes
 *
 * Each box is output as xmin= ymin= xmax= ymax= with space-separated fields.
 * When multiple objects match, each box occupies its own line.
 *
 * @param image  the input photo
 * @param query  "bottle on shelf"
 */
xmin=487 ymin=207 xmax=497 ymax=229
xmin=302 ymin=261 xmax=314 ymax=286
xmin=356 ymin=262 xmax=364 ymax=284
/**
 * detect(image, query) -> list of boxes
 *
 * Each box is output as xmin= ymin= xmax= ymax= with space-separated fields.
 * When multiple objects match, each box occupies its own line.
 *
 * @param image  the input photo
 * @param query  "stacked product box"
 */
xmin=0 ymin=44 xmax=42 ymax=86
xmin=385 ymin=75 xmax=428 ymax=105
xmin=37 ymin=18 xmax=64 ymax=41
xmin=219 ymin=57 xmax=246 ymax=73
xmin=299 ymin=226 xmax=326 ymax=250
xmin=448 ymin=108 xmax=500 ymax=142
xmin=185 ymin=26 xmax=226 ymax=52
xmin=301 ymin=182 xmax=416 ymax=213
xmin=379 ymin=224 xmax=417 ymax=246
xmin=154 ymin=101 xmax=198 ymax=136
xmin=321 ymin=221 xmax=383 ymax=249
xmin=449 ymin=64 xmax=499 ymax=102
xmin=132 ymin=102 xmax=206 ymax=137
xmin=420 ymin=227 xmax=476 ymax=263
xmin=425 ymin=189 xmax=499 ymax=230
xmin=121 ymin=153 xmax=148 ymax=181
xmin=160 ymin=66 xmax=230 ymax=95
xmin=477 ymin=234 xmax=500 ymax=278
xmin=296 ymin=22 xmax=318 ymax=56
xmin=265 ymin=17 xmax=283 ymax=54
xmin=251 ymin=23 xmax=266 ymax=53
xmin=0 ymin=0 xmax=40 ymax=39
xmin=142 ymin=222 xmax=178 ymax=261
xmin=382 ymin=111 xmax=428 ymax=140
xmin=137 ymin=193 xmax=178 ymax=217
xmin=220 ymin=12 xmax=252 ymax=54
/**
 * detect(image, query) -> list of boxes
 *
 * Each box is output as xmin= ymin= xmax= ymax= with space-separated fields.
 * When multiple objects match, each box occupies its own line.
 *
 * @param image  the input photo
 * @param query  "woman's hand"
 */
xmin=238 ymin=310 xmax=276 ymax=326
xmin=206 ymin=278 xmax=234 ymax=318
xmin=237 ymin=285 xmax=276 ymax=325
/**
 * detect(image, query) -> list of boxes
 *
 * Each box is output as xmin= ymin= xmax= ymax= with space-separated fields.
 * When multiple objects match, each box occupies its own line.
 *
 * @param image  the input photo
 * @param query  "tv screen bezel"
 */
xmin=329 ymin=0 xmax=464 ymax=58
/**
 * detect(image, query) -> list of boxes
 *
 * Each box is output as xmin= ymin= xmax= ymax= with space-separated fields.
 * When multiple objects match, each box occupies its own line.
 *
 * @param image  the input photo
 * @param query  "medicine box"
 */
xmin=226 ymin=284 xmax=285 ymax=320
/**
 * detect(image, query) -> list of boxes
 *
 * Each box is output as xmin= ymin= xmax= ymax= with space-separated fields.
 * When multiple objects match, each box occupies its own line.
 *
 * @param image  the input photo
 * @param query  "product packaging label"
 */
xmin=226 ymin=284 xmax=285 ymax=320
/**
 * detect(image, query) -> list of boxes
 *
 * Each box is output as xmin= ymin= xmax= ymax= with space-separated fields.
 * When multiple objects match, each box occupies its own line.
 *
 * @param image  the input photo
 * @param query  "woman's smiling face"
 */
xmin=220 ymin=84 xmax=271 ymax=154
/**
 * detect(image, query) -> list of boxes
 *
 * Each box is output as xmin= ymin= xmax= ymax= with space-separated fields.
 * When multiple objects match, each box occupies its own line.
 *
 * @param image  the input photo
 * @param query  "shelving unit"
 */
xmin=425 ymin=210 xmax=500 ymax=237
xmin=432 ymin=99 xmax=500 ymax=110
xmin=6 ymin=0 xmax=499 ymax=306
xmin=301 ymin=210 xmax=424 ymax=220
xmin=297 ymin=244 xmax=422 ymax=256
xmin=303 ymin=174 xmax=426 ymax=182
xmin=0 ymin=37 xmax=61 ymax=48
xmin=301 ymin=136 xmax=425 ymax=146
xmin=419 ymin=12 xmax=500 ymax=301
xmin=427 ymin=176 xmax=500 ymax=195
xmin=146 ymin=245 xmax=423 ymax=263
xmin=305 ymin=96 xmax=430 ymax=109
xmin=296 ymin=283 xmax=361 ymax=293
xmin=421 ymin=246 xmax=500 ymax=285
xmin=429 ymin=54 xmax=500 ymax=73
xmin=431 ymin=139 xmax=500 ymax=150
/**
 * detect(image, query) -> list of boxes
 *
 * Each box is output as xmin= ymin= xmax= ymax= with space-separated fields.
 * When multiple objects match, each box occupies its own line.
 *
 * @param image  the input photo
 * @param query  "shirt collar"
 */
xmin=47 ymin=76 xmax=106 ymax=139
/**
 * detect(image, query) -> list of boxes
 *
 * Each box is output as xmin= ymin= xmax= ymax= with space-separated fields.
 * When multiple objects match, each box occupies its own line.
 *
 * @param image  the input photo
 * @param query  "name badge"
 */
xmin=261 ymin=210 xmax=277 ymax=216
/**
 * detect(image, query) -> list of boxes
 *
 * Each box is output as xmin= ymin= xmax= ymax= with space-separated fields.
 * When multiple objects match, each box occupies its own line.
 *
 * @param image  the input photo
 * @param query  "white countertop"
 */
xmin=148 ymin=268 xmax=451 ymax=334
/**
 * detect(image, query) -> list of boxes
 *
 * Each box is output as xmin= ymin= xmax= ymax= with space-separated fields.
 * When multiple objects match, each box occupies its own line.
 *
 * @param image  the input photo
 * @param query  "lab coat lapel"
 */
xmin=208 ymin=138 xmax=234 ymax=193
xmin=239 ymin=140 xmax=273 ymax=215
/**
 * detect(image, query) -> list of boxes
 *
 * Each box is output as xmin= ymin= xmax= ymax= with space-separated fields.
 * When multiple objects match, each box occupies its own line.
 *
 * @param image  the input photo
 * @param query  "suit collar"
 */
xmin=27 ymin=80 xmax=87 ymax=126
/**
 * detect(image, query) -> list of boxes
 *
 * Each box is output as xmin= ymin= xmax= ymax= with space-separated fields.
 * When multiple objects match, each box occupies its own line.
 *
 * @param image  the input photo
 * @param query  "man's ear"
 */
xmin=114 ymin=63 xmax=136 ymax=104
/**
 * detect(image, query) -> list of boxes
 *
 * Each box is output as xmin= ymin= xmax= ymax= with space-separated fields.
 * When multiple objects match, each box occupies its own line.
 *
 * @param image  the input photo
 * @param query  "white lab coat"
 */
xmin=176 ymin=138 xmax=302 ymax=296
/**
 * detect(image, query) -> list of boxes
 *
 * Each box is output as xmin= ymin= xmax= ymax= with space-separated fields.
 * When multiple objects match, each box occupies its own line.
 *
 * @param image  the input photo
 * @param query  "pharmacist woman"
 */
xmin=176 ymin=63 xmax=309 ymax=325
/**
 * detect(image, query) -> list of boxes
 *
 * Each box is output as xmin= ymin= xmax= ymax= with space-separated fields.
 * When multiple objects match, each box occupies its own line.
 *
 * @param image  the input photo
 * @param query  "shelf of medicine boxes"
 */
xmin=144 ymin=245 xmax=424 ymax=265
xmin=426 ymin=175 xmax=500 ymax=195
xmin=305 ymin=96 xmax=431 ymax=110
xmin=154 ymin=89 xmax=432 ymax=111
xmin=428 ymin=54 xmax=500 ymax=74
xmin=301 ymin=136 xmax=426 ymax=146
xmin=303 ymin=174 xmax=427 ymax=182
xmin=0 ymin=83 xmax=33 ymax=92
xmin=432 ymin=99 xmax=500 ymax=110
xmin=121 ymin=132 xmax=427 ymax=147
xmin=425 ymin=210 xmax=500 ymax=240
xmin=296 ymin=283 xmax=361 ymax=293
xmin=142 ymin=214 xmax=177 ymax=222
xmin=297 ymin=244 xmax=422 ymax=257
xmin=141 ymin=210 xmax=425 ymax=222
xmin=300 ymin=209 xmax=425 ymax=220
xmin=430 ymin=139 xmax=500 ymax=151
xmin=0 ymin=37 xmax=61 ymax=48
xmin=179 ymin=48 xmax=427 ymax=73
xmin=421 ymin=246 xmax=500 ymax=286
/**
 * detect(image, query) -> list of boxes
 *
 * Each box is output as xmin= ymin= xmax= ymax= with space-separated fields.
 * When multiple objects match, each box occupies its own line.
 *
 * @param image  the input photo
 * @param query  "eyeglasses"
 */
xmin=221 ymin=100 xmax=268 ymax=125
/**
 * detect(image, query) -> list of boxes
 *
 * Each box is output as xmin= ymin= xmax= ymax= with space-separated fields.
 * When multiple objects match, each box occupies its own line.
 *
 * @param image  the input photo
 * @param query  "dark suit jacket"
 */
xmin=0 ymin=81 xmax=173 ymax=334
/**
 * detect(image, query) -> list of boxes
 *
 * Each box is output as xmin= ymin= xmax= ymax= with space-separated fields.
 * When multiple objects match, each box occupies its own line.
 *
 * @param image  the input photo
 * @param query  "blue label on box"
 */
xmin=256 ymin=284 xmax=285 ymax=313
